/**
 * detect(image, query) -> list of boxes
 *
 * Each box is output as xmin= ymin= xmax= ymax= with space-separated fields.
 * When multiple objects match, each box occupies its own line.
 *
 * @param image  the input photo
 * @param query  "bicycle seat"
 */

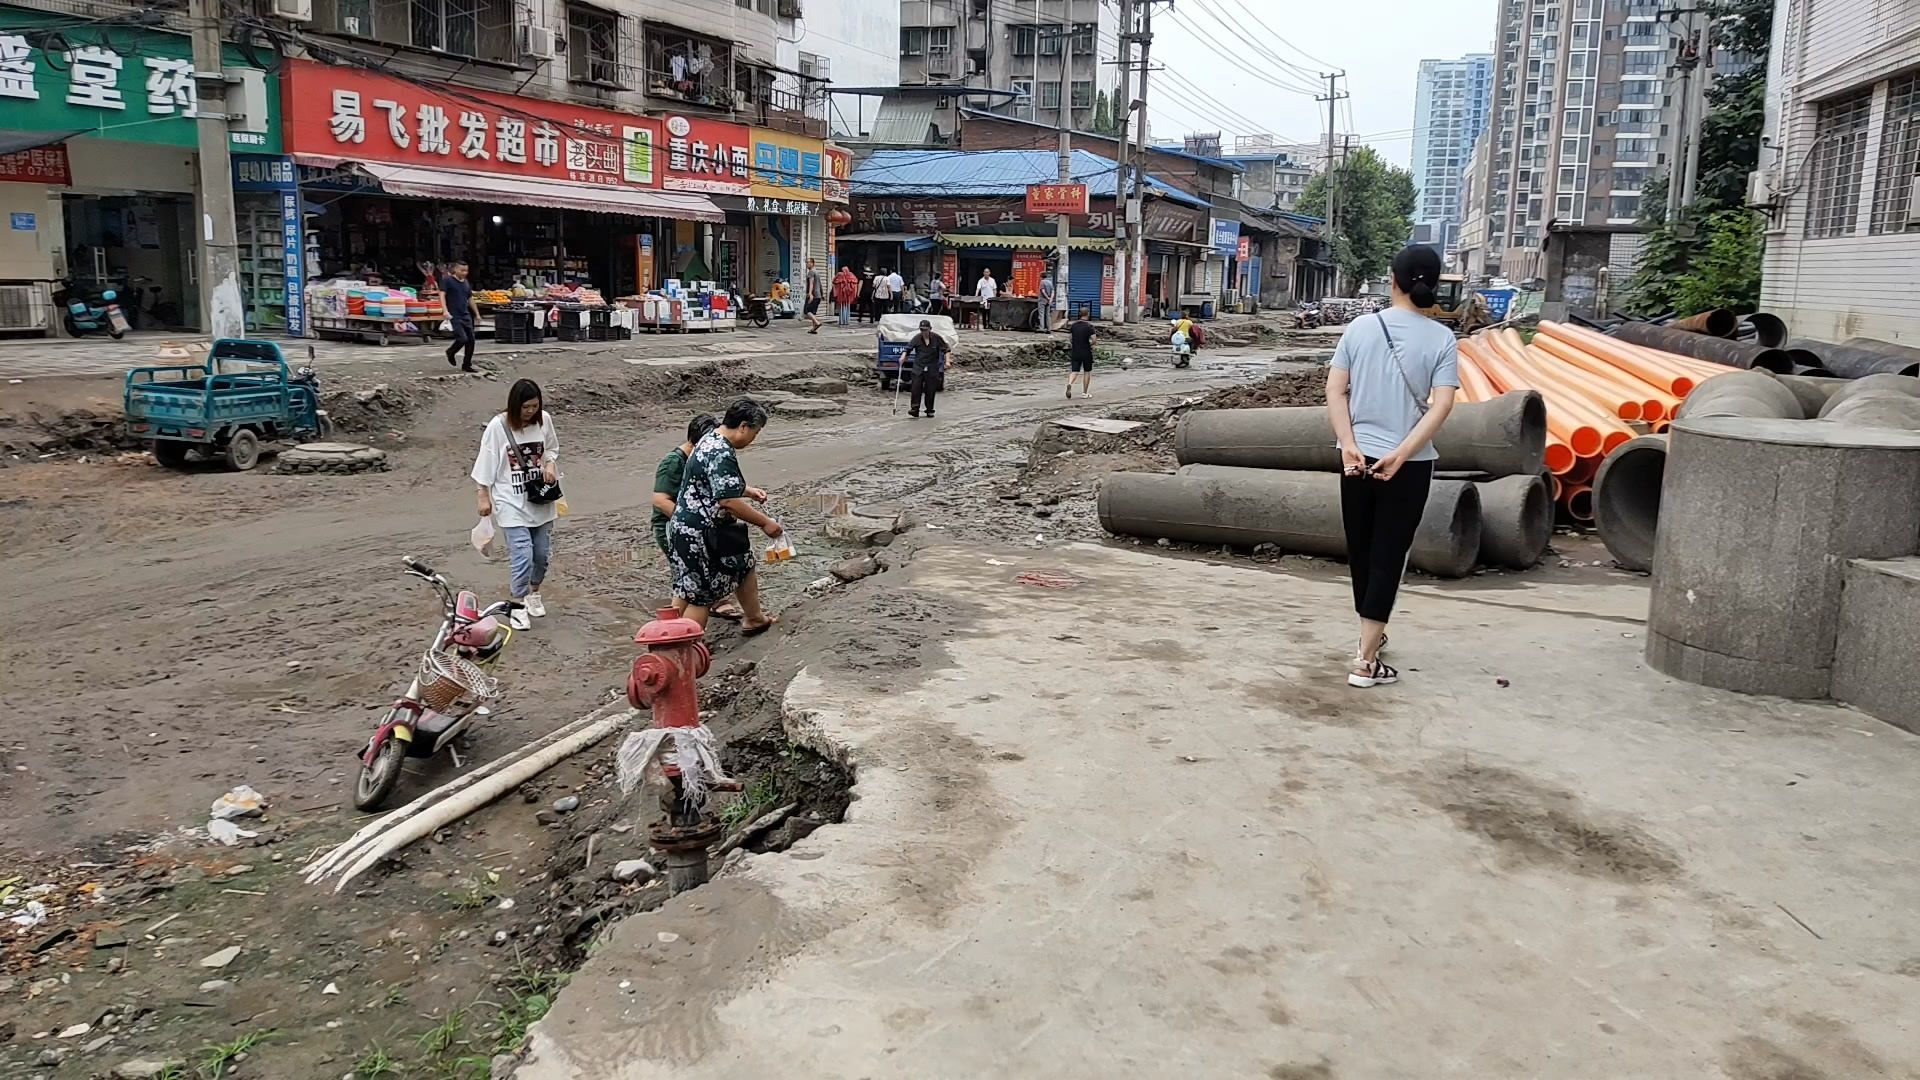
xmin=455 ymin=590 xmax=482 ymax=621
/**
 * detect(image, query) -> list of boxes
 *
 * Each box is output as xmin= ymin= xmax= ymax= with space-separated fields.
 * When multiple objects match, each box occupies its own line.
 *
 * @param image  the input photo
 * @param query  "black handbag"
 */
xmin=706 ymin=520 xmax=753 ymax=558
xmin=504 ymin=436 xmax=562 ymax=505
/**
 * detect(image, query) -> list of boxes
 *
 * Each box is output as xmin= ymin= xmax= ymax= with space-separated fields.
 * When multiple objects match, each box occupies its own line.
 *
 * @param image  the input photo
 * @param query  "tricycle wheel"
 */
xmin=880 ymin=374 xmax=896 ymax=391
xmin=151 ymin=440 xmax=191 ymax=468
xmin=224 ymin=429 xmax=261 ymax=471
xmin=354 ymin=736 xmax=407 ymax=811
xmin=108 ymin=325 xmax=124 ymax=340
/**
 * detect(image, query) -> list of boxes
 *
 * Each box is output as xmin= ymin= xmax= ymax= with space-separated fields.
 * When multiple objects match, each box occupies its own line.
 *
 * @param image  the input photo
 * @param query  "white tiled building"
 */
xmin=1757 ymin=0 xmax=1920 ymax=342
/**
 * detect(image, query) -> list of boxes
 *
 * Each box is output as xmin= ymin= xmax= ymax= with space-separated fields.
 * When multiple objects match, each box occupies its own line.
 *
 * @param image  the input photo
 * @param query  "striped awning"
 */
xmin=937 ymin=232 xmax=1114 ymax=251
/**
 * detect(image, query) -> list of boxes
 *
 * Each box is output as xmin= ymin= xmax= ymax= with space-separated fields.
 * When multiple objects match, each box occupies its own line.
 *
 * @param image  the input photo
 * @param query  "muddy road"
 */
xmin=0 ymin=323 xmax=1306 ymax=1077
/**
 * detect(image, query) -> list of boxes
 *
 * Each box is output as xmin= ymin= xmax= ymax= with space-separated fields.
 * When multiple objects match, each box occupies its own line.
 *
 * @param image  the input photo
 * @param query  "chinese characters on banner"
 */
xmin=0 ymin=143 xmax=71 ymax=185
xmin=0 ymin=21 xmax=280 ymax=151
xmin=1024 ymin=183 xmax=1089 ymax=216
xmin=852 ymin=199 xmax=1119 ymax=234
xmin=823 ymin=147 xmax=852 ymax=202
xmin=286 ymin=59 xmax=660 ymax=189
xmin=230 ymin=155 xmax=307 ymax=336
xmin=746 ymin=128 xmax=824 ymax=201
xmin=1011 ymin=252 xmax=1047 ymax=297
xmin=1236 ymin=235 xmax=1251 ymax=259
xmin=659 ymin=114 xmax=751 ymax=194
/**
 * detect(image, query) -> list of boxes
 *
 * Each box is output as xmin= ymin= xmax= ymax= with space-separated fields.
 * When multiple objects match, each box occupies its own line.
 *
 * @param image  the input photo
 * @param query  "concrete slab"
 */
xmin=520 ymin=544 xmax=1920 ymax=1080
xmin=1833 ymin=556 xmax=1920 ymax=734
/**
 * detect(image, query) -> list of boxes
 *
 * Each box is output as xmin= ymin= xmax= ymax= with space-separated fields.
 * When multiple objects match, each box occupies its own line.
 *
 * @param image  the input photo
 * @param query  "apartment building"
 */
xmin=1221 ymin=135 xmax=1317 ymax=210
xmin=1755 ymin=0 xmax=1920 ymax=342
xmin=1411 ymin=53 xmax=1494 ymax=255
xmin=780 ymin=6 xmax=902 ymax=137
xmin=1456 ymin=132 xmax=1494 ymax=277
xmin=897 ymin=0 xmax=1121 ymax=130
xmin=1480 ymin=0 xmax=1676 ymax=279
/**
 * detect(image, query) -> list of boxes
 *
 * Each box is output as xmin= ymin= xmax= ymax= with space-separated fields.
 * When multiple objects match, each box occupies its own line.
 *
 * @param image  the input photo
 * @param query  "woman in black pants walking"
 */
xmin=1326 ymin=244 xmax=1460 ymax=687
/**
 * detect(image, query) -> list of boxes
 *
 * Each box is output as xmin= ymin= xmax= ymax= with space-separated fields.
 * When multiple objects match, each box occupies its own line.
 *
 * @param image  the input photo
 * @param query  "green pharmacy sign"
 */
xmin=0 ymin=12 xmax=280 ymax=153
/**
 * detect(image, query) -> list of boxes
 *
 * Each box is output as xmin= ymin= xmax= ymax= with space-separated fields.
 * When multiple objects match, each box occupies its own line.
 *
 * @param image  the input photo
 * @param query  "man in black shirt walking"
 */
xmin=441 ymin=261 xmax=480 ymax=373
xmin=1067 ymin=306 xmax=1097 ymax=399
xmin=906 ymin=319 xmax=947 ymax=419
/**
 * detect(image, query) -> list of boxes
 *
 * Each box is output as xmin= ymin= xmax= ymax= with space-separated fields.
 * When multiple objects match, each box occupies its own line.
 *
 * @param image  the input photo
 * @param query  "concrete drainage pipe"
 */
xmin=1102 ymin=466 xmax=1484 ymax=578
xmin=1473 ymin=474 xmax=1552 ymax=570
xmin=1674 ymin=369 xmax=1804 ymax=421
xmin=1173 ymin=391 xmax=1547 ymax=479
xmin=1592 ymin=435 xmax=1668 ymax=573
xmin=1822 ymin=391 xmax=1920 ymax=432
xmin=1815 ymin=372 xmax=1920 ymax=418
xmin=1774 ymin=374 xmax=1849 ymax=419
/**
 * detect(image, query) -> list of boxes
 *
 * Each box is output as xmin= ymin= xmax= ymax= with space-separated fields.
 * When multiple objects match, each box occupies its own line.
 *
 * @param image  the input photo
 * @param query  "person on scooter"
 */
xmin=472 ymin=379 xmax=559 ymax=630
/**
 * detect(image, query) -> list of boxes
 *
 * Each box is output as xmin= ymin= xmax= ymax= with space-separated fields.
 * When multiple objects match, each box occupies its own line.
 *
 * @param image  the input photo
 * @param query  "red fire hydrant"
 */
xmin=627 ymin=608 xmax=725 ymax=892
xmin=628 ymin=608 xmax=710 ymax=725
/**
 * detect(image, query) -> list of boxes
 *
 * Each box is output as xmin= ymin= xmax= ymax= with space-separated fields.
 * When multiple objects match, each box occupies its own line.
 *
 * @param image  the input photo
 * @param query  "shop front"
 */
xmin=281 ymin=59 xmax=735 ymax=340
xmin=0 ymin=12 xmax=279 ymax=335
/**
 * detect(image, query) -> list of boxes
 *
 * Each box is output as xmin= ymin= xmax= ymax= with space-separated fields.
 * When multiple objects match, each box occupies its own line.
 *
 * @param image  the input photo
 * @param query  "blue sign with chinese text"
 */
xmin=1211 ymin=218 xmax=1241 ymax=256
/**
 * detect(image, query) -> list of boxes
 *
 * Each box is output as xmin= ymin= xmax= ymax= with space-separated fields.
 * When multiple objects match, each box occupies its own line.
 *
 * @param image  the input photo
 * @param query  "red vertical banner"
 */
xmin=1012 ymin=252 xmax=1046 ymax=297
xmin=940 ymin=250 xmax=959 ymax=291
xmin=1100 ymin=256 xmax=1116 ymax=306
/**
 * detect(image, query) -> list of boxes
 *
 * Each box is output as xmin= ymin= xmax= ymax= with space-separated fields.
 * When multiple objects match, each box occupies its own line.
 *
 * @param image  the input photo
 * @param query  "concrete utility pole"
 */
xmin=1125 ymin=0 xmax=1159 ymax=322
xmin=1664 ymin=7 xmax=1711 ymax=223
xmin=1054 ymin=13 xmax=1073 ymax=332
xmin=1678 ymin=13 xmax=1713 ymax=215
xmin=1317 ymin=71 xmax=1347 ymax=292
xmin=1110 ymin=0 xmax=1136 ymax=323
xmin=189 ymin=0 xmax=243 ymax=339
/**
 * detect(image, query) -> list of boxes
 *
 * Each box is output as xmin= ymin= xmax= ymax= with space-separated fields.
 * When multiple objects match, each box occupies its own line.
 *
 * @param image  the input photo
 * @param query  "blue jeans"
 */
xmin=502 ymin=522 xmax=552 ymax=598
xmin=837 ymin=302 xmax=851 ymax=327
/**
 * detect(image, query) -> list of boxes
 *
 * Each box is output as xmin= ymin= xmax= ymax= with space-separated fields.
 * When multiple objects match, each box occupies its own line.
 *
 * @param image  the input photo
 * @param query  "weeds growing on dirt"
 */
xmin=444 ymin=877 xmax=493 ymax=911
xmin=199 ymin=1029 xmax=273 ymax=1078
xmin=354 ymin=1045 xmax=405 ymax=1078
xmin=720 ymin=773 xmax=783 ymax=831
xmin=416 ymin=1007 xmax=467 ymax=1057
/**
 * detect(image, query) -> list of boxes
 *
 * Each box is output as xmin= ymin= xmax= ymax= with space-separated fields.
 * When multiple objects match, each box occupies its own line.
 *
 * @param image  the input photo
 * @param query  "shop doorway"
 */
xmin=61 ymin=194 xmax=197 ymax=331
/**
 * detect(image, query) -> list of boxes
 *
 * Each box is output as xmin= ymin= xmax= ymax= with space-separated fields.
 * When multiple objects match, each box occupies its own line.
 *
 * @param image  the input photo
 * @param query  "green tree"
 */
xmin=1296 ymin=146 xmax=1417 ymax=286
xmin=1092 ymin=91 xmax=1115 ymax=136
xmin=1625 ymin=0 xmax=1771 ymax=315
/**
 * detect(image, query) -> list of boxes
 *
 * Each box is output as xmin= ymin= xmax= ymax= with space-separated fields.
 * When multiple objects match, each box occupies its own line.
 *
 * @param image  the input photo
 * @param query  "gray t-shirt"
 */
xmin=1330 ymin=307 xmax=1460 ymax=461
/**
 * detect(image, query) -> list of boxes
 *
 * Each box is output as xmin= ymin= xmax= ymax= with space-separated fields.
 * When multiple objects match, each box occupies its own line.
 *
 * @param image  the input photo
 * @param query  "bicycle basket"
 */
xmin=417 ymin=650 xmax=498 ymax=712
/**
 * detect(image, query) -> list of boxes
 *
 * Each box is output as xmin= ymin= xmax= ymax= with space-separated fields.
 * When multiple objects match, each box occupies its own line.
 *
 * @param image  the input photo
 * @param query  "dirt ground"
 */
xmin=0 ymin=317 xmax=1322 ymax=1077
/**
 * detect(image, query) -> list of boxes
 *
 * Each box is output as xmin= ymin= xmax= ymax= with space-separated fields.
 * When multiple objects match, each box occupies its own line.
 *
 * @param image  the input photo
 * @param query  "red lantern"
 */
xmin=826 ymin=208 xmax=852 ymax=228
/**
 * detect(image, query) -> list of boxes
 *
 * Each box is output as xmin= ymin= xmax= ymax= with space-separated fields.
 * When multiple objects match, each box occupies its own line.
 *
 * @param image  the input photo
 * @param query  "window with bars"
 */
xmin=569 ymin=5 xmax=621 ymax=85
xmin=1870 ymin=75 xmax=1920 ymax=234
xmin=1039 ymin=80 xmax=1061 ymax=108
xmin=1806 ymin=89 xmax=1873 ymax=239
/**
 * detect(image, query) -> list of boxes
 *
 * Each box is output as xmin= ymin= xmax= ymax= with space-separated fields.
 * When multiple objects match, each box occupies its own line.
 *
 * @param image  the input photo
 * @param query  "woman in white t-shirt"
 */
xmin=471 ymin=379 xmax=560 ymax=630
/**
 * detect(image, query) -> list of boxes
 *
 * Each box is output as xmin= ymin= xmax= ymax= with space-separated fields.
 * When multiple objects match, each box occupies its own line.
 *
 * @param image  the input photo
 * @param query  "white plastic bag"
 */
xmin=765 ymin=534 xmax=797 ymax=564
xmin=471 ymin=516 xmax=498 ymax=559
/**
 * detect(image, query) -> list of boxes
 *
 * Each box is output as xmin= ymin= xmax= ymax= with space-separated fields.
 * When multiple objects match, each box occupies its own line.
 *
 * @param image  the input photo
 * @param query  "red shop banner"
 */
xmin=281 ymin=59 xmax=663 ymax=189
xmin=657 ymin=113 xmax=752 ymax=196
xmin=1025 ymin=182 xmax=1089 ymax=216
xmin=0 ymin=143 xmax=71 ymax=186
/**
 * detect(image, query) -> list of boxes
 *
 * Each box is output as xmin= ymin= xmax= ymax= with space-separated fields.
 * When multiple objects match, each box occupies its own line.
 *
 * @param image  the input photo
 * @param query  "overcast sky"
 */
xmin=1139 ymin=0 xmax=1496 ymax=166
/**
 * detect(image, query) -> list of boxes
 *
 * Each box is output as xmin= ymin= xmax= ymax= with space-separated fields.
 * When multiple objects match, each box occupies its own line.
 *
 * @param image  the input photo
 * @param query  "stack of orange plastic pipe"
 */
xmin=1454 ymin=321 xmax=1736 ymax=521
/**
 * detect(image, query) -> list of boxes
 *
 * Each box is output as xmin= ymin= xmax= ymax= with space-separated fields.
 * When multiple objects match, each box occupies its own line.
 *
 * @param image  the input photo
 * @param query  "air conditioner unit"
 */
xmin=777 ymin=0 xmax=802 ymax=16
xmin=1745 ymin=169 xmax=1778 ymax=209
xmin=1907 ymin=175 xmax=1920 ymax=225
xmin=519 ymin=25 xmax=558 ymax=61
xmin=273 ymin=0 xmax=313 ymax=22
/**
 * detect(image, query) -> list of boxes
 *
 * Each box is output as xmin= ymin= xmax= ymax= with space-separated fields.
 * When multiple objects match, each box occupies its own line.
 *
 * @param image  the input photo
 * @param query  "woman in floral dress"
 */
xmin=665 ymin=398 xmax=781 ymax=632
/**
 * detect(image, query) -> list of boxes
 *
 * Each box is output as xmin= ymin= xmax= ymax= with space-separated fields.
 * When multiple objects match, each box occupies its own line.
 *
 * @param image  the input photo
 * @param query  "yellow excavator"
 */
xmin=1421 ymin=274 xmax=1492 ymax=335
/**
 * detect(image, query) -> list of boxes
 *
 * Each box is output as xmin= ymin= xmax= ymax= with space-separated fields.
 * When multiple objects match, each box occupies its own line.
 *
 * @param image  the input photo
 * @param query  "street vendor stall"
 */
xmin=305 ymin=281 xmax=446 ymax=346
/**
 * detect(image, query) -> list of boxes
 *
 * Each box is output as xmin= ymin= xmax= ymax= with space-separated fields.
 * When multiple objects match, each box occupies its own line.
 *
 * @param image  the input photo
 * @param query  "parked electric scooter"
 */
xmin=60 ymin=281 xmax=130 ymax=339
xmin=353 ymin=557 xmax=521 ymax=810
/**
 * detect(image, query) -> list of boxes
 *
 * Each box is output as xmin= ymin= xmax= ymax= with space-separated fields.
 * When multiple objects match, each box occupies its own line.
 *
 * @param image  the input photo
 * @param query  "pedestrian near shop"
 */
xmin=651 ymin=413 xmax=744 ymax=621
xmin=833 ymin=265 xmax=859 ymax=326
xmin=1067 ymin=306 xmax=1096 ymax=399
xmin=906 ymin=319 xmax=948 ymax=419
xmin=927 ymin=272 xmax=947 ymax=317
xmin=857 ymin=267 xmax=875 ymax=324
xmin=1038 ymin=273 xmax=1056 ymax=332
xmin=665 ymin=399 xmax=782 ymax=633
xmin=804 ymin=258 xmax=823 ymax=334
xmin=886 ymin=267 xmax=905 ymax=314
xmin=873 ymin=267 xmax=895 ymax=317
xmin=1328 ymin=244 xmax=1460 ymax=688
xmin=441 ymin=260 xmax=480 ymax=372
xmin=472 ymin=378 xmax=561 ymax=631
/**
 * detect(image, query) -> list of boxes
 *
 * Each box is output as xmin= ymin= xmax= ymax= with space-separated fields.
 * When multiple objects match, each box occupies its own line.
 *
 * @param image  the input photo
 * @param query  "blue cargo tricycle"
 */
xmin=125 ymin=338 xmax=331 ymax=471
xmin=876 ymin=314 xmax=958 ymax=390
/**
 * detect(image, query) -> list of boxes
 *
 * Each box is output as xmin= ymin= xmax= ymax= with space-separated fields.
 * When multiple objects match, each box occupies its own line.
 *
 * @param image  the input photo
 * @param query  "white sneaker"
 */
xmin=509 ymin=606 xmax=533 ymax=631
xmin=525 ymin=592 xmax=548 ymax=618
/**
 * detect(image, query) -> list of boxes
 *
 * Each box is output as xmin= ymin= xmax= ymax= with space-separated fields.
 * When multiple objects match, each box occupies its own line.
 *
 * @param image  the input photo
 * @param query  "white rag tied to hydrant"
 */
xmin=614 ymin=724 xmax=735 ymax=804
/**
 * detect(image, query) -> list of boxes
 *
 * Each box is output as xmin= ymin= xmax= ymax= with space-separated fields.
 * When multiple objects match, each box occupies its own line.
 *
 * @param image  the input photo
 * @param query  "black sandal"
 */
xmin=1348 ymin=658 xmax=1399 ymax=688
